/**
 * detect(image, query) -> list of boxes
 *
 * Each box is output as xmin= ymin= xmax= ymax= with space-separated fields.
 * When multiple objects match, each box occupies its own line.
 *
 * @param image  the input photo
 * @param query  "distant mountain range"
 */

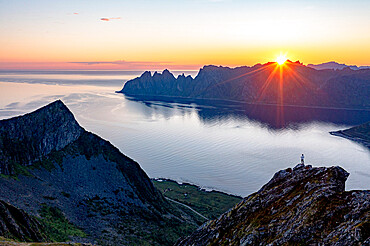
xmin=307 ymin=61 xmax=370 ymax=70
xmin=118 ymin=61 xmax=370 ymax=109
xmin=0 ymin=100 xmax=201 ymax=245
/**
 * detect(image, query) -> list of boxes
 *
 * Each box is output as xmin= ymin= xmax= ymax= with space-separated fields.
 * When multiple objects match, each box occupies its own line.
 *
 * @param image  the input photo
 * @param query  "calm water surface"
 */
xmin=0 ymin=70 xmax=369 ymax=196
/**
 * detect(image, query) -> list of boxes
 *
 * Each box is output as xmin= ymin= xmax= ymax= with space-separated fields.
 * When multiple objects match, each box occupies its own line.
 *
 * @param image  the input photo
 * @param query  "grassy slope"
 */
xmin=38 ymin=204 xmax=86 ymax=242
xmin=153 ymin=179 xmax=242 ymax=220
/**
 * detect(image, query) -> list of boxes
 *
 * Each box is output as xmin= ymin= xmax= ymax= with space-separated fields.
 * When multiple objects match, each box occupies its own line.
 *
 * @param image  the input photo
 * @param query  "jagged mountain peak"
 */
xmin=140 ymin=70 xmax=152 ymax=78
xmin=0 ymin=101 xmax=200 ymax=245
xmin=0 ymin=100 xmax=83 ymax=174
xmin=0 ymin=99 xmax=82 ymax=135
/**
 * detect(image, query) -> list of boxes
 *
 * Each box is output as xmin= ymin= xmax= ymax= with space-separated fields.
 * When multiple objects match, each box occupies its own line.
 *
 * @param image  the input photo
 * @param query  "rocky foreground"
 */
xmin=176 ymin=164 xmax=369 ymax=245
xmin=0 ymin=200 xmax=46 ymax=242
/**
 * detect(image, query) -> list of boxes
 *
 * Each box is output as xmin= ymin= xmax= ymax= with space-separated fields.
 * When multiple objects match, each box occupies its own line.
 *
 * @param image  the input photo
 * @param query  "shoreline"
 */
xmin=152 ymin=178 xmax=243 ymax=199
xmin=118 ymin=92 xmax=370 ymax=112
xmin=329 ymin=130 xmax=370 ymax=149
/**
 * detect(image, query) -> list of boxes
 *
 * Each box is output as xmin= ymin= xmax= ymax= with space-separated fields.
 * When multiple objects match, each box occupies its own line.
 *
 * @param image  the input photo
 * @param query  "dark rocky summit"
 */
xmin=0 ymin=101 xmax=200 ymax=245
xmin=330 ymin=121 xmax=370 ymax=149
xmin=0 ymin=100 xmax=84 ymax=175
xmin=118 ymin=62 xmax=370 ymax=109
xmin=176 ymin=164 xmax=369 ymax=245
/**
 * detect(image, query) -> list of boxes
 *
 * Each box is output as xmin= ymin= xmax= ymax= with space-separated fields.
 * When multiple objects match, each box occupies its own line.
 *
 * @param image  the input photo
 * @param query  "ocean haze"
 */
xmin=0 ymin=70 xmax=198 ymax=87
xmin=0 ymin=70 xmax=369 ymax=196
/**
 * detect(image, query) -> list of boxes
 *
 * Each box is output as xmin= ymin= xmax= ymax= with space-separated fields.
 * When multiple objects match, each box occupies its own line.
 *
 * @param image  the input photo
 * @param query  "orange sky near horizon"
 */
xmin=0 ymin=0 xmax=369 ymax=70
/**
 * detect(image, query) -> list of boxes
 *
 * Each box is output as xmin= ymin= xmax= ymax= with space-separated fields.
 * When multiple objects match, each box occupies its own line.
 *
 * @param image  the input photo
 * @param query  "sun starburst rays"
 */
xmin=195 ymin=57 xmax=313 ymax=127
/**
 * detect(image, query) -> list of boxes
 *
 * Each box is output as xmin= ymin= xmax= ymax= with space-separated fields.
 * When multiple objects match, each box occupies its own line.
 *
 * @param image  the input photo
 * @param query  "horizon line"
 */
xmin=0 ymin=60 xmax=369 ymax=71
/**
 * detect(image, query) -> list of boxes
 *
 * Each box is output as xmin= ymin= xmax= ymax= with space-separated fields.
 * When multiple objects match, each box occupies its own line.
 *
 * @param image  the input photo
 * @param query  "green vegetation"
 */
xmin=28 ymin=244 xmax=87 ymax=246
xmin=38 ymin=204 xmax=86 ymax=242
xmin=0 ymin=150 xmax=65 ymax=179
xmin=152 ymin=179 xmax=242 ymax=220
xmin=12 ymin=161 xmax=32 ymax=177
xmin=0 ymin=160 xmax=33 ymax=180
xmin=0 ymin=237 xmax=88 ymax=246
xmin=0 ymin=236 xmax=18 ymax=242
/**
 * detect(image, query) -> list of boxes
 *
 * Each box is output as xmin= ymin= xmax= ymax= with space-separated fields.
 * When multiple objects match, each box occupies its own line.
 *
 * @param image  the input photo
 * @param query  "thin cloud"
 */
xmin=100 ymin=17 xmax=121 ymax=21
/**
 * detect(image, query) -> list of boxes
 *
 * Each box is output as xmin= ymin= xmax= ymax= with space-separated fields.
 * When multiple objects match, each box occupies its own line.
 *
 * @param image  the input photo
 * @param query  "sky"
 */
xmin=0 ymin=0 xmax=369 ymax=70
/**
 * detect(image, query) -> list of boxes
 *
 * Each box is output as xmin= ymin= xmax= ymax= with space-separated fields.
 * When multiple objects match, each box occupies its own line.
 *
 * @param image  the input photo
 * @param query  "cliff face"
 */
xmin=0 ymin=199 xmax=46 ymax=242
xmin=176 ymin=164 xmax=370 ymax=246
xmin=0 ymin=100 xmax=84 ymax=175
xmin=119 ymin=63 xmax=370 ymax=109
xmin=122 ymin=69 xmax=195 ymax=98
xmin=0 ymin=101 xmax=199 ymax=245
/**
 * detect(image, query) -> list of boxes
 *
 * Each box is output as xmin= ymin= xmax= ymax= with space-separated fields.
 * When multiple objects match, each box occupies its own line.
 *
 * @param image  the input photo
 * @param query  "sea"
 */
xmin=0 ymin=70 xmax=369 ymax=196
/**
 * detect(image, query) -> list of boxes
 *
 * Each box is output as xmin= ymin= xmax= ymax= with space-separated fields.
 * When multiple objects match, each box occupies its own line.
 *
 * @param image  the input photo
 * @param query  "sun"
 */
xmin=276 ymin=55 xmax=287 ymax=65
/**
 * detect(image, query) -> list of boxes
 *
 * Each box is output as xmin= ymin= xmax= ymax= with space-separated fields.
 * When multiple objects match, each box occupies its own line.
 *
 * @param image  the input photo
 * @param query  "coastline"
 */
xmin=117 ymin=92 xmax=370 ymax=112
xmin=152 ymin=178 xmax=242 ymax=220
xmin=329 ymin=130 xmax=370 ymax=149
xmin=152 ymin=178 xmax=242 ymax=198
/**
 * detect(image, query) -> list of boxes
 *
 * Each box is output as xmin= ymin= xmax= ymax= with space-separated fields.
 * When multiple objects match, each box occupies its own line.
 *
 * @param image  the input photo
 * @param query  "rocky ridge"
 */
xmin=0 ymin=100 xmax=83 ymax=175
xmin=176 ymin=164 xmax=369 ymax=245
xmin=0 ymin=101 xmax=200 ymax=245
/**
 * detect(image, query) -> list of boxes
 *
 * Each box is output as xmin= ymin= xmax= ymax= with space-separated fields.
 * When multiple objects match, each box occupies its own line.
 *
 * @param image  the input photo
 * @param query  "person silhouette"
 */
xmin=301 ymin=154 xmax=304 ymax=164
